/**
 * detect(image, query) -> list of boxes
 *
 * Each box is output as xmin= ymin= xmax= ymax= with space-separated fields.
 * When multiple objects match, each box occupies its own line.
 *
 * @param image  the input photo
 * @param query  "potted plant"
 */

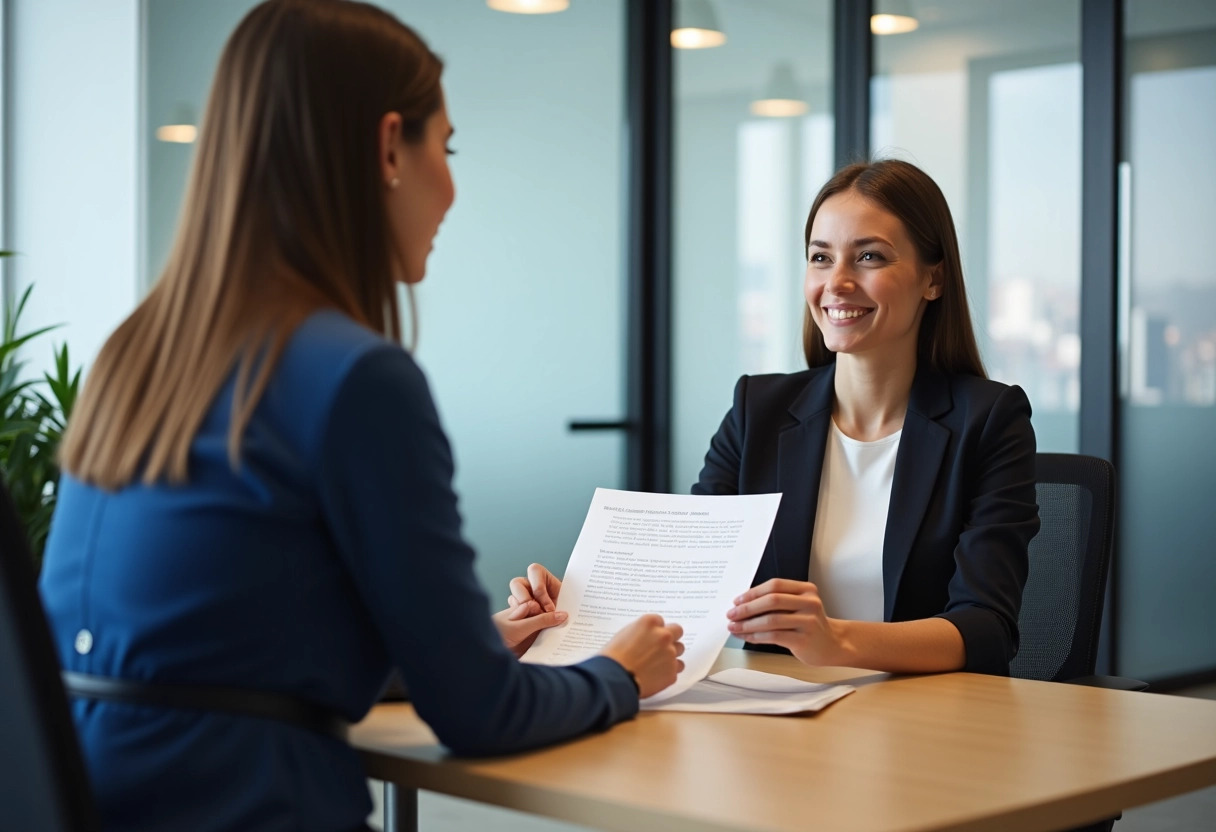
xmin=0 ymin=266 xmax=81 ymax=571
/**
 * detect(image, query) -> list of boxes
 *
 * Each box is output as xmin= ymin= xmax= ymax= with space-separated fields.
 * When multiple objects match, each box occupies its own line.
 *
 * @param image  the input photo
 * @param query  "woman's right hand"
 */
xmin=507 ymin=563 xmax=563 ymax=612
xmin=599 ymin=614 xmax=685 ymax=699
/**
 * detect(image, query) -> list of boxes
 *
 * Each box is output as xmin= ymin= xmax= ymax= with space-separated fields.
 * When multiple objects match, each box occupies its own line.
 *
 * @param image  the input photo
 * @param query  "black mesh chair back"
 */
xmin=1010 ymin=453 xmax=1116 ymax=683
xmin=0 ymin=476 xmax=98 ymax=831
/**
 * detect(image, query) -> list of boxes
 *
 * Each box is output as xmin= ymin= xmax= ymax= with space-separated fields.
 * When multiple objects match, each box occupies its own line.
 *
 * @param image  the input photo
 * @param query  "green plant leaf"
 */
xmin=0 ymin=282 xmax=82 ymax=571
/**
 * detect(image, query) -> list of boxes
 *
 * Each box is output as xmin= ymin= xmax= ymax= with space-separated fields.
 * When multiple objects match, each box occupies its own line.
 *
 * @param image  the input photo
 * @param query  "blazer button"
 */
xmin=74 ymin=629 xmax=94 ymax=655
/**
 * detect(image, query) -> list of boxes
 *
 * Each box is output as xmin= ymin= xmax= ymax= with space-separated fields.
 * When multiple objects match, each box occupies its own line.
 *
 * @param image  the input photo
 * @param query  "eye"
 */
xmin=809 ymin=252 xmax=829 ymax=264
xmin=859 ymin=250 xmax=884 ymax=262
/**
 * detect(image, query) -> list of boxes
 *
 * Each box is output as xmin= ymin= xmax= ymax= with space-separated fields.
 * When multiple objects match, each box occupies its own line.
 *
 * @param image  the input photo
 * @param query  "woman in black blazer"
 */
xmin=512 ymin=159 xmax=1038 ymax=676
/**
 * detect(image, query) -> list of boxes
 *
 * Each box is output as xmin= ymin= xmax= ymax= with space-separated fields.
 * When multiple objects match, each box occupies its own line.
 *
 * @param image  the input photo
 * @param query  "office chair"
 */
xmin=1011 ymin=454 xmax=1146 ymax=832
xmin=1011 ymin=453 xmax=1147 ymax=690
xmin=0 ymin=475 xmax=99 ymax=831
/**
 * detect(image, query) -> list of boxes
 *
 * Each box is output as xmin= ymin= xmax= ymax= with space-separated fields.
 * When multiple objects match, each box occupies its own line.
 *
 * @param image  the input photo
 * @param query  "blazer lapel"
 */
xmin=774 ymin=366 xmax=835 ymax=583
xmin=882 ymin=368 xmax=952 ymax=621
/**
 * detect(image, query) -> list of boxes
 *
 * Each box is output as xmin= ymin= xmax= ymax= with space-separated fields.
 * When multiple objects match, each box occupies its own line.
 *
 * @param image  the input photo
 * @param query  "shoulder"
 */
xmin=729 ymin=366 xmax=834 ymax=428
xmin=942 ymin=374 xmax=1032 ymax=420
xmin=927 ymin=373 xmax=1035 ymax=455
xmin=281 ymin=309 xmax=410 ymax=373
xmin=733 ymin=367 xmax=824 ymax=405
xmin=739 ymin=367 xmax=820 ymax=392
xmin=277 ymin=310 xmax=422 ymax=391
xmin=262 ymin=310 xmax=429 ymax=442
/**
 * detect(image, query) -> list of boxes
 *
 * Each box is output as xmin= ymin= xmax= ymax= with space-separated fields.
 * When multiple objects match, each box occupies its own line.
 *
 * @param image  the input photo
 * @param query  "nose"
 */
xmin=824 ymin=261 xmax=855 ymax=295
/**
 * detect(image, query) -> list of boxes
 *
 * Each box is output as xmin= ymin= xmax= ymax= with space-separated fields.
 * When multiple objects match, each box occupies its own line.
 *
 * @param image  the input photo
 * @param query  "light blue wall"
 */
xmin=7 ymin=0 xmax=141 ymax=374
xmin=392 ymin=1 xmax=628 ymax=601
xmin=673 ymin=95 xmax=745 ymax=493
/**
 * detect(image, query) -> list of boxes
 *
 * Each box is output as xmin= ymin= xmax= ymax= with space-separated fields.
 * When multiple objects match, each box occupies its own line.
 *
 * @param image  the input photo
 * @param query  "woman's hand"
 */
xmin=492 ymin=600 xmax=567 ymax=659
xmin=726 ymin=578 xmax=847 ymax=666
xmin=507 ymin=562 xmax=563 ymax=613
xmin=505 ymin=564 xmax=683 ymax=696
xmin=599 ymin=614 xmax=685 ymax=699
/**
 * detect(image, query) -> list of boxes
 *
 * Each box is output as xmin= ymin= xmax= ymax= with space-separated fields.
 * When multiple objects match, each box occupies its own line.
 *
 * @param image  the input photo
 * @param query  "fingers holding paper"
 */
xmin=600 ymin=614 xmax=686 ymax=699
xmin=727 ymin=578 xmax=845 ymax=667
xmin=503 ymin=562 xmax=688 ymax=697
xmin=507 ymin=562 xmax=563 ymax=613
xmin=493 ymin=600 xmax=568 ymax=658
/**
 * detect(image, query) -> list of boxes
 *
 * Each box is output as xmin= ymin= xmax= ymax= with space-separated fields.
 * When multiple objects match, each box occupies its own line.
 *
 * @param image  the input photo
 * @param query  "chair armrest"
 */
xmin=1065 ymin=674 xmax=1149 ymax=692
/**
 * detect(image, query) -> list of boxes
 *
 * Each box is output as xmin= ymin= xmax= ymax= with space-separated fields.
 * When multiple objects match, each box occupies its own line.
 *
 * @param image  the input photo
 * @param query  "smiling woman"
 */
xmin=805 ymin=190 xmax=940 ymax=368
xmin=799 ymin=159 xmax=985 ymax=383
xmin=507 ymin=157 xmax=1039 ymax=677
xmin=694 ymin=159 xmax=1035 ymax=676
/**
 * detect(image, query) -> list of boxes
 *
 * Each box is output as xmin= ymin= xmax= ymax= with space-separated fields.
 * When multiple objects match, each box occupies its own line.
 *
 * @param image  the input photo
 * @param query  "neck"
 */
xmin=832 ymin=348 xmax=918 ymax=441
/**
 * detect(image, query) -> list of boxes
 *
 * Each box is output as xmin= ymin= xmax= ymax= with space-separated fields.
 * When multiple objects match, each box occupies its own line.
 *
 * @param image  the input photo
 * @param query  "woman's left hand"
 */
xmin=727 ymin=578 xmax=846 ymax=666
xmin=493 ymin=600 xmax=568 ymax=658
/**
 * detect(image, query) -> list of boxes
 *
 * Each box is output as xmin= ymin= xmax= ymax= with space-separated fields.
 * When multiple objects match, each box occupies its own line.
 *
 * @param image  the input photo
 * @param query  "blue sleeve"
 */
xmin=315 ymin=346 xmax=638 ymax=755
xmin=691 ymin=375 xmax=747 ymax=496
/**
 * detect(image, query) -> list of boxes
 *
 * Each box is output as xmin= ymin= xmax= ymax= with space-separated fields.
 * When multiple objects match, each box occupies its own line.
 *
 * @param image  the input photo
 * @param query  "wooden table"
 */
xmin=351 ymin=649 xmax=1216 ymax=832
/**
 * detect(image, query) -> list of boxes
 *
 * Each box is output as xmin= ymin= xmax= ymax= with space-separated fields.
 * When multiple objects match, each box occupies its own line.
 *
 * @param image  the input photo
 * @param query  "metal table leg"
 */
xmin=382 ymin=781 xmax=418 ymax=832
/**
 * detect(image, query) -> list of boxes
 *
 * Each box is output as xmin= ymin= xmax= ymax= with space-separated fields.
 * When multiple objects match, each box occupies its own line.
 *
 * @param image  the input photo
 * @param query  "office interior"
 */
xmin=4 ymin=0 xmax=1215 ymax=826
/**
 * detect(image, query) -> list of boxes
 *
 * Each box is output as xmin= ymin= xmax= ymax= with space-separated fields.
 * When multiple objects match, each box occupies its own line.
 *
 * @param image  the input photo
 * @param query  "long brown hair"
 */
xmin=801 ymin=159 xmax=986 ymax=378
xmin=61 ymin=0 xmax=443 ymax=490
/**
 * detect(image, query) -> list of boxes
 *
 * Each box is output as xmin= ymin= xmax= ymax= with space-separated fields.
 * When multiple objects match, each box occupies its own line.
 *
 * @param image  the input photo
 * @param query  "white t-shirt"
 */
xmin=808 ymin=420 xmax=902 ymax=622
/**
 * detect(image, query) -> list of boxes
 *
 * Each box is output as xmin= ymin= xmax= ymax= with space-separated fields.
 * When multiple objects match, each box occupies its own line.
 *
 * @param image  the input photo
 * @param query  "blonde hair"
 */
xmin=801 ymin=159 xmax=986 ymax=378
xmin=61 ymin=0 xmax=443 ymax=489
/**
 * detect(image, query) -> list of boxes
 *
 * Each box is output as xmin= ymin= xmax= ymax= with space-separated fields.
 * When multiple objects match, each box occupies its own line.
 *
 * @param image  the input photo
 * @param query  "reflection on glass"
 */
xmin=871 ymin=2 xmax=1081 ymax=451
xmin=1118 ymin=0 xmax=1216 ymax=680
xmin=987 ymin=64 xmax=1082 ymax=415
xmin=1125 ymin=66 xmax=1216 ymax=407
xmin=673 ymin=1 xmax=833 ymax=491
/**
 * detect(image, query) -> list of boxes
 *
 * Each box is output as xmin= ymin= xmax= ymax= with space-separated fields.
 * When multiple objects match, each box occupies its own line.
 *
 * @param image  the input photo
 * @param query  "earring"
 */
xmin=388 ymin=177 xmax=400 ymax=189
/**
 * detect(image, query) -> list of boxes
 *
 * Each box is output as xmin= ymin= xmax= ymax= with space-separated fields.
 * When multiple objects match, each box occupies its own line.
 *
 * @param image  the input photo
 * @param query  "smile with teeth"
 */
xmin=825 ymin=307 xmax=871 ymax=320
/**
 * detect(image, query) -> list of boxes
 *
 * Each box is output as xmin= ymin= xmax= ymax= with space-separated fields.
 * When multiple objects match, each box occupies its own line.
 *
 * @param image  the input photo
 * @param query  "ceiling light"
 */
xmin=487 ymin=0 xmax=569 ymax=14
xmin=672 ymin=0 xmax=726 ymax=49
xmin=750 ymin=63 xmax=808 ymax=118
xmin=155 ymin=124 xmax=197 ymax=143
xmin=871 ymin=0 xmax=919 ymax=35
xmin=156 ymin=104 xmax=197 ymax=144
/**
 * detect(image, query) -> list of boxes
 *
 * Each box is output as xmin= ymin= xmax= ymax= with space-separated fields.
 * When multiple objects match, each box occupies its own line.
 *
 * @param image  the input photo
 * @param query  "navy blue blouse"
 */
xmin=39 ymin=310 xmax=636 ymax=832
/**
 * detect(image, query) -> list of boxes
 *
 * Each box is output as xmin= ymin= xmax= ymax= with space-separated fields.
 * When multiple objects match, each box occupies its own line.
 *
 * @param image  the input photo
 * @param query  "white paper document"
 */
xmin=521 ymin=488 xmax=781 ymax=703
xmin=641 ymin=668 xmax=854 ymax=714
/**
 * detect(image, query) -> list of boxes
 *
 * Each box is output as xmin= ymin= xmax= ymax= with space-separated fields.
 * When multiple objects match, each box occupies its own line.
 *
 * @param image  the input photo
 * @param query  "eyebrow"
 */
xmin=808 ymin=236 xmax=893 ymax=249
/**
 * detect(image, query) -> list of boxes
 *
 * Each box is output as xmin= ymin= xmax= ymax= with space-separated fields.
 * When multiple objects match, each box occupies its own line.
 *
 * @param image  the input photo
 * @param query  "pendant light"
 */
xmin=671 ymin=0 xmax=726 ymax=49
xmin=750 ymin=63 xmax=807 ymax=118
xmin=156 ymin=104 xmax=197 ymax=144
xmin=871 ymin=0 xmax=919 ymax=35
xmin=487 ymin=0 xmax=569 ymax=14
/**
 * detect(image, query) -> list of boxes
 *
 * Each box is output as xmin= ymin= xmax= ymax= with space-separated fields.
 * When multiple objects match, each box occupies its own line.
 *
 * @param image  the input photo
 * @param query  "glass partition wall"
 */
xmin=672 ymin=0 xmax=834 ymax=491
xmin=871 ymin=0 xmax=1083 ymax=452
xmin=1117 ymin=0 xmax=1216 ymax=680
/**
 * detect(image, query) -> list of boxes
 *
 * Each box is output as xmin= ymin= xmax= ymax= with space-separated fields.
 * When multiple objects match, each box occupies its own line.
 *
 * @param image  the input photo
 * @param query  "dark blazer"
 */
xmin=693 ymin=363 xmax=1039 ymax=675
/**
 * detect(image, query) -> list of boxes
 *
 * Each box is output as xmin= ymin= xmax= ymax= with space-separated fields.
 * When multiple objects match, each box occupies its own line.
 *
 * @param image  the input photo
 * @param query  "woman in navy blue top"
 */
xmin=38 ymin=2 xmax=683 ymax=830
